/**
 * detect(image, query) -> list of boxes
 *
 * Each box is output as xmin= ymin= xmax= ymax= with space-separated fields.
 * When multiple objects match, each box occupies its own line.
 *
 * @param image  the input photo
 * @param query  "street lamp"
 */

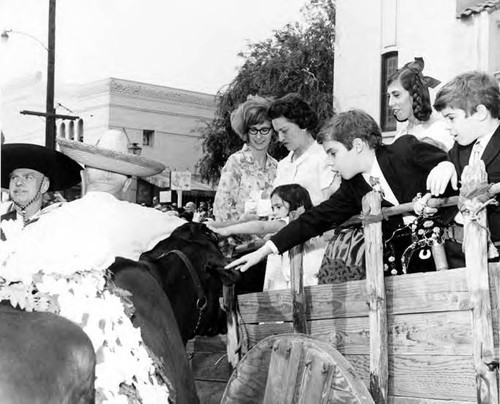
xmin=1 ymin=0 xmax=57 ymax=149
xmin=128 ymin=142 xmax=143 ymax=156
xmin=1 ymin=29 xmax=49 ymax=51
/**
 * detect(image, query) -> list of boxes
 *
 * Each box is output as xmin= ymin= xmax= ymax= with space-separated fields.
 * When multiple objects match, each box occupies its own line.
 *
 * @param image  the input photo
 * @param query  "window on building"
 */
xmin=380 ymin=51 xmax=398 ymax=132
xmin=143 ymin=130 xmax=155 ymax=147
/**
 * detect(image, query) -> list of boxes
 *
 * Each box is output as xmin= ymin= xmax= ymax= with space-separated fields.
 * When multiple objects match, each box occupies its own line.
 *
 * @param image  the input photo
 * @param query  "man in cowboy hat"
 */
xmin=1 ymin=143 xmax=82 ymax=241
xmin=0 ymin=131 xmax=187 ymax=402
xmin=0 ymin=130 xmax=185 ymax=273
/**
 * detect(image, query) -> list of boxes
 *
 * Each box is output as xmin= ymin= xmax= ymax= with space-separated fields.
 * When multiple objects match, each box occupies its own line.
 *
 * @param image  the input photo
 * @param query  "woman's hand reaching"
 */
xmin=206 ymin=225 xmax=230 ymax=237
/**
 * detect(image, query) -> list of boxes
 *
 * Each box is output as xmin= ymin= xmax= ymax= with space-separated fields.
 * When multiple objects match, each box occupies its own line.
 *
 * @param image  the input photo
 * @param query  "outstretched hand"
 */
xmin=225 ymin=246 xmax=272 ymax=272
xmin=426 ymin=161 xmax=458 ymax=196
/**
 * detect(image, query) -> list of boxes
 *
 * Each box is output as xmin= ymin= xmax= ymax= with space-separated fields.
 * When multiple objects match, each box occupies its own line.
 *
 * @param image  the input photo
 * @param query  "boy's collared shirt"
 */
xmin=468 ymin=130 xmax=494 ymax=164
xmin=454 ymin=129 xmax=495 ymax=224
xmin=361 ymin=157 xmax=418 ymax=225
xmin=361 ymin=157 xmax=399 ymax=207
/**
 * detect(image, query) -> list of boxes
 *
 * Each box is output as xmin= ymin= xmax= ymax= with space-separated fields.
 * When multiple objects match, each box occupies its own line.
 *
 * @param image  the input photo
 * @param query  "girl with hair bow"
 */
xmin=388 ymin=57 xmax=454 ymax=151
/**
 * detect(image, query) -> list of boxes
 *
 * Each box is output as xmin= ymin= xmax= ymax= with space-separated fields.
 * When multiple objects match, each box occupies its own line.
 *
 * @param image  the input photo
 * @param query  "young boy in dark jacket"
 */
xmin=433 ymin=71 xmax=500 ymax=267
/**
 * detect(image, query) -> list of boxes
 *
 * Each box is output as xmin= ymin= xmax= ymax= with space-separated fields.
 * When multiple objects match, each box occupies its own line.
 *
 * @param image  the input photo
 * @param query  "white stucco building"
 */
xmin=334 ymin=0 xmax=500 ymax=137
xmin=1 ymin=75 xmax=217 ymax=203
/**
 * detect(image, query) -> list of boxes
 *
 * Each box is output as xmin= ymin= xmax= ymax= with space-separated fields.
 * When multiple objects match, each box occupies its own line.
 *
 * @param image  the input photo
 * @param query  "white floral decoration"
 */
xmin=0 ymin=236 xmax=170 ymax=403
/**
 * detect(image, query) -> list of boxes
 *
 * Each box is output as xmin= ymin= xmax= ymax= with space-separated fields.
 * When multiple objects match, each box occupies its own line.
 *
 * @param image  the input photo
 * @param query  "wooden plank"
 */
xmin=344 ymin=354 xmax=370 ymax=386
xmin=388 ymin=397 xmax=473 ymax=404
xmin=289 ymin=209 xmax=307 ymax=334
xmin=344 ymin=354 xmax=476 ymax=401
xmin=237 ymin=268 xmax=471 ymax=323
xmin=297 ymin=348 xmax=326 ymax=404
xmin=363 ymin=190 xmax=388 ymax=403
xmin=390 ymin=354 xmax=476 ymax=401
xmin=194 ymin=380 xmax=227 ymax=404
xmin=189 ymin=351 xmax=232 ymax=382
xmin=461 ymin=162 xmax=498 ymax=403
xmin=388 ymin=311 xmax=472 ymax=356
xmin=263 ymin=339 xmax=302 ymax=404
xmin=313 ymin=311 xmax=473 ymax=356
xmin=237 ymin=264 xmax=500 ymax=325
xmin=491 ymin=262 xmax=500 ymax=402
xmin=243 ymin=311 xmax=474 ymax=356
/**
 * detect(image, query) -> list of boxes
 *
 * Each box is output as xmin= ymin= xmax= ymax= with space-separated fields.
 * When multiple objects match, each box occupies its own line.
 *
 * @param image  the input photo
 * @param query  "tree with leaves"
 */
xmin=198 ymin=0 xmax=335 ymax=183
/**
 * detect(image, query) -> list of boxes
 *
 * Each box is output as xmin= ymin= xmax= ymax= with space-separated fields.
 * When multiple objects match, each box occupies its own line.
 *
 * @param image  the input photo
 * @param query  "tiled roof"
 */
xmin=458 ymin=0 xmax=500 ymax=17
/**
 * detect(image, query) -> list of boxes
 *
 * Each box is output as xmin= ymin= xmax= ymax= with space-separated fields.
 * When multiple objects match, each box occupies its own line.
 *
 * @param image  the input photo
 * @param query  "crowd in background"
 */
xmin=151 ymin=196 xmax=215 ymax=222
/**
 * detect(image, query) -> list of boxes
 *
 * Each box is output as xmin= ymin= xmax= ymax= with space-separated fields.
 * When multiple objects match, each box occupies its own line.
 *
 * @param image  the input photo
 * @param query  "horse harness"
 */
xmin=157 ymin=249 xmax=208 ymax=336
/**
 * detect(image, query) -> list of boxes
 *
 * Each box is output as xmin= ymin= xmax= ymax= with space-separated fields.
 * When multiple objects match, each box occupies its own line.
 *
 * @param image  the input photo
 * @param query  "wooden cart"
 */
xmin=190 ymin=162 xmax=500 ymax=403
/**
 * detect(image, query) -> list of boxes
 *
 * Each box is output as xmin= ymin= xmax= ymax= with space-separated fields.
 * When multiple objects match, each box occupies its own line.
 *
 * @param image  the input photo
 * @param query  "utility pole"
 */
xmin=45 ymin=0 xmax=56 ymax=149
xmin=2 ymin=0 xmax=78 ymax=147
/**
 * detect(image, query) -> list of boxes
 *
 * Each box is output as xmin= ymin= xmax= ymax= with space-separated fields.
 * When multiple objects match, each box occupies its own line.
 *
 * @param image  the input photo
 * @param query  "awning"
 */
xmin=144 ymin=172 xmax=171 ymax=188
xmin=143 ymin=171 xmax=216 ymax=193
xmin=190 ymin=178 xmax=216 ymax=192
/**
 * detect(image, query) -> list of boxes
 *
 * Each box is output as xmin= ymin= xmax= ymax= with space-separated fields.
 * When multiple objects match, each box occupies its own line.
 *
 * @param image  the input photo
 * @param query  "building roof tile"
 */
xmin=458 ymin=0 xmax=500 ymax=17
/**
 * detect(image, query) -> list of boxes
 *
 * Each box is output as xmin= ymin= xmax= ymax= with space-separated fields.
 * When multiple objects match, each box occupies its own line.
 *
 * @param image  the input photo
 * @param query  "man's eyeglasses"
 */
xmin=248 ymin=127 xmax=273 ymax=136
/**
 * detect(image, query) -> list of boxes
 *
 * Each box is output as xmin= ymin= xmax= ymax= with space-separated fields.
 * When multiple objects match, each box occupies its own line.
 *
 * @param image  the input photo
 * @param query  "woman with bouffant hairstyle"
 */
xmin=213 ymin=95 xmax=278 ymax=223
xmin=388 ymin=57 xmax=453 ymax=151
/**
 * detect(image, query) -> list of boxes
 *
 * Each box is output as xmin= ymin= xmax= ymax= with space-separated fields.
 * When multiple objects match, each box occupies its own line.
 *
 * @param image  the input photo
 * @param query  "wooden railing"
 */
xmin=223 ymin=161 xmax=500 ymax=403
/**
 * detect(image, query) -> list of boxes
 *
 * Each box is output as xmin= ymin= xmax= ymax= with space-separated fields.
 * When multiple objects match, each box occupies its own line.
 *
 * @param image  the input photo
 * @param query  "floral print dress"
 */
xmin=213 ymin=144 xmax=277 ymax=222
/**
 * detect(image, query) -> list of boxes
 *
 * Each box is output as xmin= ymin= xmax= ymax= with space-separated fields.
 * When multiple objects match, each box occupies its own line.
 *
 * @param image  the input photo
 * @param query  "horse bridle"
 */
xmin=158 ymin=249 xmax=208 ymax=336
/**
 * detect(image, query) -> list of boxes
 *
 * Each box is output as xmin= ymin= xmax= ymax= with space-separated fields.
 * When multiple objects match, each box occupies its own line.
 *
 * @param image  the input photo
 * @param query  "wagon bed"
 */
xmin=190 ymin=162 xmax=500 ymax=403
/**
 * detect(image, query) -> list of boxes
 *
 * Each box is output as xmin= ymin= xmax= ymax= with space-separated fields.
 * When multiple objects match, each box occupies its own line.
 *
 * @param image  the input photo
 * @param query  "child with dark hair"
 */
xmin=433 ymin=71 xmax=500 ymax=267
xmin=211 ymin=184 xmax=322 ymax=289
xmin=212 ymin=184 xmax=312 ymax=237
xmin=388 ymin=57 xmax=453 ymax=151
xmin=227 ymin=109 xmax=455 ymax=279
xmin=271 ymin=183 xmax=313 ymax=212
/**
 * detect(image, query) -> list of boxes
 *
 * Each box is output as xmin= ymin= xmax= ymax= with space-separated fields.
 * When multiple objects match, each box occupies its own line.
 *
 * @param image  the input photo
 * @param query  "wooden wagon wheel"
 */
xmin=220 ymin=333 xmax=373 ymax=404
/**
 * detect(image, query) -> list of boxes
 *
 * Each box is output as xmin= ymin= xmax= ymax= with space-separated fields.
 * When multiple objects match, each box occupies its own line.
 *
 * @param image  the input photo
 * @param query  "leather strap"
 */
xmin=161 ymin=249 xmax=207 ymax=311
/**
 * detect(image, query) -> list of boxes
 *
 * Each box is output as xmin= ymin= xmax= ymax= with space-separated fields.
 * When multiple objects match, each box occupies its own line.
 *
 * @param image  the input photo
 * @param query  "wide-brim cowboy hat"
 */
xmin=1 ymin=143 xmax=82 ymax=191
xmin=57 ymin=129 xmax=165 ymax=177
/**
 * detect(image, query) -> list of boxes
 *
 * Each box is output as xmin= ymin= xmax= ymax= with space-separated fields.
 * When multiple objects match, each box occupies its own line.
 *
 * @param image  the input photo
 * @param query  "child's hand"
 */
xmin=426 ymin=161 xmax=458 ymax=196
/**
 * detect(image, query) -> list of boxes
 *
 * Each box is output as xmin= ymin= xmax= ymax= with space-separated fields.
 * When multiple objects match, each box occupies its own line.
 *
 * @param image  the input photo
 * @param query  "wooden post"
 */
xmin=461 ymin=162 xmax=498 ymax=403
xmin=362 ymin=190 xmax=388 ymax=404
xmin=289 ymin=209 xmax=307 ymax=334
xmin=223 ymin=284 xmax=241 ymax=368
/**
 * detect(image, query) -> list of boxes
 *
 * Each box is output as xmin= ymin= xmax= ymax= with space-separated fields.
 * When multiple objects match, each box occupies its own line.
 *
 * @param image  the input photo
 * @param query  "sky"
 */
xmin=0 ymin=0 xmax=306 ymax=95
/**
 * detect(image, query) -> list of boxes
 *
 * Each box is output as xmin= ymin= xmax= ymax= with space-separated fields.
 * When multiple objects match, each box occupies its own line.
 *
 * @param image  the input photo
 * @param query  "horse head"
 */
xmin=140 ymin=222 xmax=240 ymax=344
